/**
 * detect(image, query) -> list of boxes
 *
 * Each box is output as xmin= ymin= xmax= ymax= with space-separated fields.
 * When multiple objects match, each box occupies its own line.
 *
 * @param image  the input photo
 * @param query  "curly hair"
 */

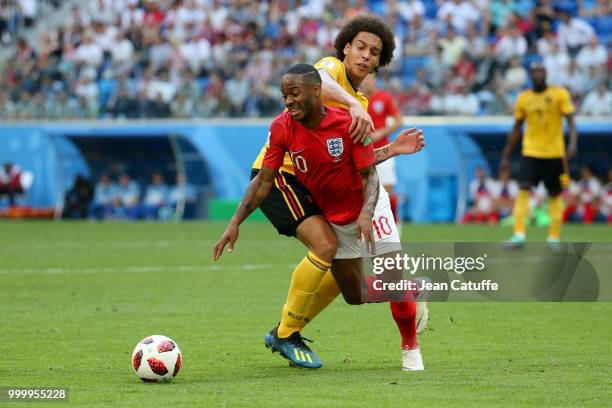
xmin=334 ymin=15 xmax=396 ymax=72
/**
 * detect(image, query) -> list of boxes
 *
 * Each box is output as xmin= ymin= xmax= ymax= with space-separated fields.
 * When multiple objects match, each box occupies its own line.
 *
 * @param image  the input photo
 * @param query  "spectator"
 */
xmin=110 ymin=30 xmax=135 ymax=67
xmin=575 ymin=36 xmax=608 ymax=75
xmin=146 ymin=92 xmax=171 ymax=118
xmin=437 ymin=0 xmax=480 ymax=33
xmin=578 ymin=0 xmax=612 ymax=18
xmin=18 ymin=0 xmax=37 ymax=28
xmin=580 ymin=83 xmax=612 ymax=116
xmin=63 ymin=175 xmax=94 ymax=219
xmin=464 ymin=23 xmax=489 ymax=62
xmin=564 ymin=165 xmax=601 ymax=224
xmin=89 ymin=174 xmax=118 ymax=219
xmin=493 ymin=167 xmax=519 ymax=218
xmin=170 ymin=91 xmax=194 ymax=118
xmin=561 ymin=59 xmax=588 ymax=99
xmin=439 ymin=25 xmax=467 ymax=67
xmin=0 ymin=162 xmax=24 ymax=207
xmin=107 ymin=86 xmax=137 ymax=118
xmin=536 ymin=28 xmax=557 ymax=57
xmin=463 ymin=167 xmax=499 ymax=224
xmin=597 ymin=170 xmax=612 ymax=223
xmin=445 ymin=86 xmax=480 ymax=115
xmin=490 ymin=0 xmax=520 ymax=32
xmin=503 ymin=55 xmax=528 ymax=92
xmin=115 ymin=173 xmax=141 ymax=219
xmin=139 ymin=172 xmax=169 ymax=219
xmin=225 ymin=68 xmax=249 ymax=117
xmin=74 ymin=31 xmax=104 ymax=68
xmin=543 ymin=42 xmax=570 ymax=86
xmin=556 ymin=9 xmax=595 ymax=56
xmin=494 ymin=24 xmax=527 ymax=64
xmin=168 ymin=173 xmax=198 ymax=218
xmin=532 ymin=0 xmax=556 ymax=37
xmin=384 ymin=0 xmax=425 ymax=23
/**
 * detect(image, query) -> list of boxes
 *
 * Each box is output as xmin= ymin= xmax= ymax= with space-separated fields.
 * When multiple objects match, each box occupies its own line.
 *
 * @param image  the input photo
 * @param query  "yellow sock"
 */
xmin=277 ymin=251 xmax=331 ymax=338
xmin=513 ymin=190 xmax=531 ymax=237
xmin=548 ymin=196 xmax=563 ymax=239
xmin=304 ymin=269 xmax=342 ymax=323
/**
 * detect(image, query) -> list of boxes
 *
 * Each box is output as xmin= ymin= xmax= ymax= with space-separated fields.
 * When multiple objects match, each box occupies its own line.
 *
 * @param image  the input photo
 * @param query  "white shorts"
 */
xmin=330 ymin=188 xmax=401 ymax=259
xmin=375 ymin=157 xmax=397 ymax=186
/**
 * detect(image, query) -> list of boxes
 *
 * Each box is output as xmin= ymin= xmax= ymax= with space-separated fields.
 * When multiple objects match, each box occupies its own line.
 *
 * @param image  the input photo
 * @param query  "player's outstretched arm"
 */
xmin=213 ymin=168 xmax=276 ymax=260
xmin=373 ymin=128 xmax=425 ymax=165
xmin=357 ymin=165 xmax=380 ymax=256
xmin=319 ymin=69 xmax=374 ymax=143
xmin=500 ymin=119 xmax=524 ymax=175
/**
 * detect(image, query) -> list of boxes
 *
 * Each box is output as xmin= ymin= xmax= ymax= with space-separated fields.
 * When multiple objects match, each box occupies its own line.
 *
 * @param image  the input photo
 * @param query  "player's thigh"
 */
xmin=540 ymin=158 xmax=564 ymax=197
xmin=372 ymin=189 xmax=402 ymax=254
xmin=295 ymin=215 xmax=338 ymax=262
xmin=376 ymin=157 xmax=397 ymax=187
xmin=517 ymin=156 xmax=539 ymax=190
xmin=330 ymin=258 xmax=363 ymax=305
xmin=250 ymin=169 xmax=321 ymax=237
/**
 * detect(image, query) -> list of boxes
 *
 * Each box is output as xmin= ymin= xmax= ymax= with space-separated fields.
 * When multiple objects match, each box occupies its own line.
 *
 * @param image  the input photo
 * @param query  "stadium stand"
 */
xmin=0 ymin=0 xmax=609 ymax=120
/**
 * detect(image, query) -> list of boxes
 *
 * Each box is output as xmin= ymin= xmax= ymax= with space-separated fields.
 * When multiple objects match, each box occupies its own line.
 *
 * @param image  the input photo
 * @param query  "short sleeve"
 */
xmin=314 ymin=57 xmax=344 ymax=83
xmin=262 ymin=119 xmax=287 ymax=170
xmin=351 ymin=138 xmax=375 ymax=171
xmin=514 ymin=93 xmax=526 ymax=120
xmin=558 ymin=87 xmax=575 ymax=115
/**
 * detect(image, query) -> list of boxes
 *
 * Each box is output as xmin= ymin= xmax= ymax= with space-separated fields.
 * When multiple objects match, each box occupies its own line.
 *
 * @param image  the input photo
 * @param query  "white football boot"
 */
xmin=402 ymin=347 xmax=425 ymax=371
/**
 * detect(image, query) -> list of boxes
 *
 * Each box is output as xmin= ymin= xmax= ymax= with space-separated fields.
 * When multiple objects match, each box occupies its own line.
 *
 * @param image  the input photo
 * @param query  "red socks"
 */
xmin=365 ymin=276 xmax=418 ymax=349
xmin=390 ymin=300 xmax=418 ymax=350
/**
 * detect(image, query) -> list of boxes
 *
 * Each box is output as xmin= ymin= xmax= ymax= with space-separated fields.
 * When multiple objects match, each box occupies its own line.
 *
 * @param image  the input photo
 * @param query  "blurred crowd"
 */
xmin=463 ymin=165 xmax=612 ymax=225
xmin=0 ymin=0 xmax=62 ymax=45
xmin=0 ymin=0 xmax=610 ymax=120
xmin=63 ymin=171 xmax=197 ymax=220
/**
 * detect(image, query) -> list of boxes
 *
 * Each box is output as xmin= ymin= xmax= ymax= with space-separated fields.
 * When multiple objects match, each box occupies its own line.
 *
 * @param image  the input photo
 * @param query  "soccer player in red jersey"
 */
xmin=361 ymin=73 xmax=403 ymax=225
xmin=215 ymin=16 xmax=428 ymax=371
xmin=214 ymin=64 xmax=425 ymax=370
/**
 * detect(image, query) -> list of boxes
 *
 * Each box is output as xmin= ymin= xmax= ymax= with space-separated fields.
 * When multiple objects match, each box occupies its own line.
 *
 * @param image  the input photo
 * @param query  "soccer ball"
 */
xmin=132 ymin=335 xmax=182 ymax=382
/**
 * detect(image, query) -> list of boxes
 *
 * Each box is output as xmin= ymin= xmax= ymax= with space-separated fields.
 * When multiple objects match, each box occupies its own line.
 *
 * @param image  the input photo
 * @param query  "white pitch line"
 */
xmin=0 ymin=263 xmax=293 ymax=275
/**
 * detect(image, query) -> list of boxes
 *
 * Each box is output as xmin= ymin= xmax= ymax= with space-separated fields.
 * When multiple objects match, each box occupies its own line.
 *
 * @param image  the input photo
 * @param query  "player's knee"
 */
xmin=342 ymin=292 xmax=362 ymax=305
xmin=311 ymin=236 xmax=338 ymax=263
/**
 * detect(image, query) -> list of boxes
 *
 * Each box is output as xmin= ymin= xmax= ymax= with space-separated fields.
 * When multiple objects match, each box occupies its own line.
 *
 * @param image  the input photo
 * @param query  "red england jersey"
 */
xmin=263 ymin=107 xmax=375 ymax=225
xmin=367 ymin=90 xmax=400 ymax=149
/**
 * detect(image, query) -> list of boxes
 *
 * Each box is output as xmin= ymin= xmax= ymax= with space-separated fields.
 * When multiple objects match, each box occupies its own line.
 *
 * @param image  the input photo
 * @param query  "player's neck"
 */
xmin=300 ymin=106 xmax=326 ymax=129
xmin=532 ymin=84 xmax=547 ymax=93
xmin=342 ymin=61 xmax=363 ymax=90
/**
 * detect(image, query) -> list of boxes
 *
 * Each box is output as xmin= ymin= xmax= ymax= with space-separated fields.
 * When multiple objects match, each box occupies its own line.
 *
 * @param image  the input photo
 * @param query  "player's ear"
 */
xmin=343 ymin=42 xmax=350 ymax=56
xmin=313 ymin=83 xmax=321 ymax=97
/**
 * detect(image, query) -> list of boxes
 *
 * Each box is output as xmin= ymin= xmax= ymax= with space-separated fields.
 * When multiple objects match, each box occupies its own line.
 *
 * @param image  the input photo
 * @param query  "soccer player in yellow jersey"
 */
xmin=500 ymin=63 xmax=577 ymax=248
xmin=215 ymin=15 xmax=428 ymax=371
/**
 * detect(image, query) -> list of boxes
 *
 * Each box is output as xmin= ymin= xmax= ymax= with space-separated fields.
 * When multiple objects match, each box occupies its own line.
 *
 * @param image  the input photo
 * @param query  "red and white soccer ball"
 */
xmin=132 ymin=335 xmax=182 ymax=383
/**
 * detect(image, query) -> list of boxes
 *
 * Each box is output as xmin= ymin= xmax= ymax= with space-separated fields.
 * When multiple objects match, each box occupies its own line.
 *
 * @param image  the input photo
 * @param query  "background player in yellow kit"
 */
xmin=500 ymin=62 xmax=577 ymax=248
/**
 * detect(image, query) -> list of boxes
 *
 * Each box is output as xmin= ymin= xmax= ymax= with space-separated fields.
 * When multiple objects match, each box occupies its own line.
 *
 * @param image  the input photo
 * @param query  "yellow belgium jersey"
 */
xmin=514 ymin=86 xmax=575 ymax=159
xmin=251 ymin=56 xmax=369 ymax=172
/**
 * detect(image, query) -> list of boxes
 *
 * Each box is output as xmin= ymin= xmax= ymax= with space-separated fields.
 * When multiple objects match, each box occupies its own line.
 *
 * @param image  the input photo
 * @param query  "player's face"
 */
xmin=343 ymin=32 xmax=382 ymax=83
xmin=280 ymin=75 xmax=319 ymax=121
xmin=530 ymin=67 xmax=546 ymax=88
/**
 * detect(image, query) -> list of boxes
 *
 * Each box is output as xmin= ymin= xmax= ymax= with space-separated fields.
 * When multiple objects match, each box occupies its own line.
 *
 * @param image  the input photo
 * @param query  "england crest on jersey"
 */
xmin=327 ymin=138 xmax=343 ymax=157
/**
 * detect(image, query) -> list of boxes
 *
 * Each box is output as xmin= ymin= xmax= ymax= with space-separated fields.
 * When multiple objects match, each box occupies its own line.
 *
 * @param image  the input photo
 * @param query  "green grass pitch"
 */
xmin=1 ymin=222 xmax=611 ymax=407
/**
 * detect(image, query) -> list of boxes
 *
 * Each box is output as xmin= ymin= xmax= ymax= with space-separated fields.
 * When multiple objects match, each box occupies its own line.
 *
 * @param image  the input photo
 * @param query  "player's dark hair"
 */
xmin=282 ymin=63 xmax=322 ymax=85
xmin=334 ymin=15 xmax=395 ymax=72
